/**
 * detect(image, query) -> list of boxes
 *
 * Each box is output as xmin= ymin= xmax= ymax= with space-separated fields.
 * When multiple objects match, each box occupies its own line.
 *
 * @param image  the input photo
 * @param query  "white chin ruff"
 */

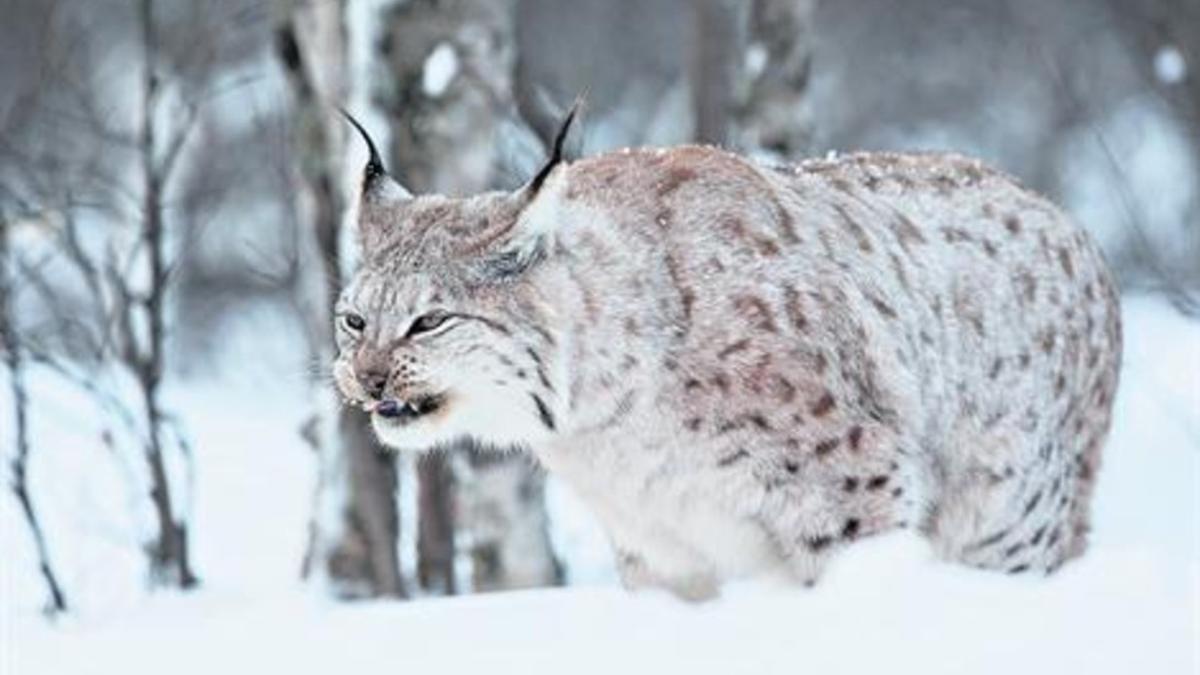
xmin=369 ymin=393 xmax=551 ymax=453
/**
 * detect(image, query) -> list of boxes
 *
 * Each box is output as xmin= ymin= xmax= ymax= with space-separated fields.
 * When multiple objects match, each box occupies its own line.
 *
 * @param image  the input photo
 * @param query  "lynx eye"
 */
xmin=407 ymin=312 xmax=449 ymax=337
xmin=342 ymin=313 xmax=366 ymax=332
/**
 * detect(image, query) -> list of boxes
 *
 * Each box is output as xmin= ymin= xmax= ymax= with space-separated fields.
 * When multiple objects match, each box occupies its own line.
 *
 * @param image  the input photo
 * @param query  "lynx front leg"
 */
xmin=754 ymin=525 xmax=838 ymax=587
xmin=751 ymin=477 xmax=899 ymax=588
xmin=614 ymin=547 xmax=720 ymax=602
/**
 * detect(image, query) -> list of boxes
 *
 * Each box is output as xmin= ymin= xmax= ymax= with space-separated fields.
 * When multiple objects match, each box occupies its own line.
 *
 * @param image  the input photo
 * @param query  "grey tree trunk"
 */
xmin=733 ymin=0 xmax=818 ymax=158
xmin=276 ymin=0 xmax=405 ymax=599
xmin=691 ymin=0 xmax=742 ymax=145
xmin=374 ymin=0 xmax=562 ymax=593
xmin=460 ymin=452 xmax=563 ymax=592
xmin=317 ymin=408 xmax=404 ymax=598
xmin=416 ymin=454 xmax=456 ymax=594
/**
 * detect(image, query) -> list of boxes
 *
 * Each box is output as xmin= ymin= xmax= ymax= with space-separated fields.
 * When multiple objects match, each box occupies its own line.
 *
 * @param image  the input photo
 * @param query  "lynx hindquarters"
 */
xmin=334 ymin=136 xmax=1121 ymax=599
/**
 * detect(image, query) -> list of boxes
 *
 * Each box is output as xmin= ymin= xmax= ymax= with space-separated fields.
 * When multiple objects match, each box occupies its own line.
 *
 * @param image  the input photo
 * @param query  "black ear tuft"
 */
xmin=339 ymin=108 xmax=387 ymax=188
xmin=528 ymin=96 xmax=583 ymax=194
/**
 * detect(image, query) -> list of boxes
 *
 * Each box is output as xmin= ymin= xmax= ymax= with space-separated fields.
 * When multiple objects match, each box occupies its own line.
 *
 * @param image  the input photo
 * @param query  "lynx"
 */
xmin=332 ymin=111 xmax=1121 ymax=600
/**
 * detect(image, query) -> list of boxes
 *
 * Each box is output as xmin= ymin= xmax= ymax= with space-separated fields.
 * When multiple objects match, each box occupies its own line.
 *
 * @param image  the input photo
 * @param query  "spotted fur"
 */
xmin=334 ymin=144 xmax=1121 ymax=600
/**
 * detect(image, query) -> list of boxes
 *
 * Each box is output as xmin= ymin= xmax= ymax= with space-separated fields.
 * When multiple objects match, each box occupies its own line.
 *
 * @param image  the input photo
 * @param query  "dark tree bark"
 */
xmin=319 ymin=409 xmax=405 ymax=597
xmin=691 ymin=0 xmax=741 ymax=145
xmin=275 ymin=0 xmax=405 ymax=598
xmin=416 ymin=454 xmax=457 ymax=593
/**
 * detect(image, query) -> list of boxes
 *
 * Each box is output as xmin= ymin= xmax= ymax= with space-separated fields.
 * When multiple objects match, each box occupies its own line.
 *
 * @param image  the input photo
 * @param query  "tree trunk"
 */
xmin=137 ymin=0 xmax=197 ymax=589
xmin=691 ymin=0 xmax=742 ymax=145
xmin=375 ymin=0 xmax=562 ymax=593
xmin=462 ymin=452 xmax=563 ymax=592
xmin=316 ymin=407 xmax=405 ymax=598
xmin=733 ymin=0 xmax=818 ymax=159
xmin=276 ymin=0 xmax=405 ymax=598
xmin=416 ymin=453 xmax=457 ymax=593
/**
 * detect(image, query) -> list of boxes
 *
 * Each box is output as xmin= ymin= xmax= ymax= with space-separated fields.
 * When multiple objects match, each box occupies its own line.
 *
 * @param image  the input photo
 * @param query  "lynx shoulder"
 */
xmin=334 ymin=127 xmax=1121 ymax=599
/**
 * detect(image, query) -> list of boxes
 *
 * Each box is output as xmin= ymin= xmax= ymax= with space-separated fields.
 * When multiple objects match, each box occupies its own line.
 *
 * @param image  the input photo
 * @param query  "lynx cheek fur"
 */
xmin=333 ymin=114 xmax=1121 ymax=600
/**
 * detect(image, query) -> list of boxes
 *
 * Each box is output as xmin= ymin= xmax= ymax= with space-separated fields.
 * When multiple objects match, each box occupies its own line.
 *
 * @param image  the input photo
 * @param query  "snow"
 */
xmin=3 ymin=294 xmax=1199 ymax=674
xmin=8 ymin=553 xmax=1195 ymax=674
xmin=1155 ymin=45 xmax=1187 ymax=86
xmin=744 ymin=43 xmax=768 ymax=80
xmin=421 ymin=43 xmax=459 ymax=98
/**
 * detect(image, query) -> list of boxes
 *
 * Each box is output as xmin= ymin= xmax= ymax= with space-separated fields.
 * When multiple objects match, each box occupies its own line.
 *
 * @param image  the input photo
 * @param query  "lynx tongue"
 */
xmin=374 ymin=397 xmax=439 ymax=422
xmin=364 ymin=395 xmax=441 ymax=421
xmin=374 ymin=399 xmax=411 ymax=419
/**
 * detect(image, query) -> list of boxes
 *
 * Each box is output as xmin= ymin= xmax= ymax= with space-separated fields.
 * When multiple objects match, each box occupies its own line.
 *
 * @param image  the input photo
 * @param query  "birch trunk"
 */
xmin=734 ymin=0 xmax=818 ymax=158
xmin=374 ymin=0 xmax=562 ymax=593
xmin=276 ymin=0 xmax=405 ymax=598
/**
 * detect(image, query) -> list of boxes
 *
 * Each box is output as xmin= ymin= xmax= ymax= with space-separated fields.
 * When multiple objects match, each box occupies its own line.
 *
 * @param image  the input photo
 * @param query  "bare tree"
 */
xmin=375 ymin=0 xmax=563 ymax=593
xmin=0 ymin=0 xmax=269 ymax=592
xmin=132 ymin=0 xmax=199 ymax=588
xmin=275 ymin=0 xmax=406 ymax=598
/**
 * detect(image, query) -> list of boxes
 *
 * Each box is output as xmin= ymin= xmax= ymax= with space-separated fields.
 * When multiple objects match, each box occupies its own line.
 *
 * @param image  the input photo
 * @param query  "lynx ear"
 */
xmin=474 ymin=99 xmax=582 ymax=282
xmin=474 ymin=188 xmax=561 ymax=283
xmin=476 ymin=234 xmax=545 ymax=281
xmin=340 ymin=108 xmax=412 ymax=202
xmin=525 ymin=96 xmax=582 ymax=196
xmin=340 ymin=109 xmax=413 ymax=251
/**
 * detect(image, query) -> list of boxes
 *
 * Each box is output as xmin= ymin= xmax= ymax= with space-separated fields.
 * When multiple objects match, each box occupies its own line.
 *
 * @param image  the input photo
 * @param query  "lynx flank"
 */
xmin=332 ymin=114 xmax=1121 ymax=600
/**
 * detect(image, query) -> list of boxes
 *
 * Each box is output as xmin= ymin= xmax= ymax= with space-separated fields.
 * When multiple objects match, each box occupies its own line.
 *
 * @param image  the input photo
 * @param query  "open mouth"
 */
xmin=368 ymin=394 xmax=444 ymax=425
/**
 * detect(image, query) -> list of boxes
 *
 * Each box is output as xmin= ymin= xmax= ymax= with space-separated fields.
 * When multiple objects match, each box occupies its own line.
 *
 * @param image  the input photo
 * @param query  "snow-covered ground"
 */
xmin=3 ymin=294 xmax=1198 ymax=674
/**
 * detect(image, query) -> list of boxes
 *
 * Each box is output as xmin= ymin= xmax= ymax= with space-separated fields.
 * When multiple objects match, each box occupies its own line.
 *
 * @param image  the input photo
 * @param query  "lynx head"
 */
xmin=332 ymin=109 xmax=575 ymax=452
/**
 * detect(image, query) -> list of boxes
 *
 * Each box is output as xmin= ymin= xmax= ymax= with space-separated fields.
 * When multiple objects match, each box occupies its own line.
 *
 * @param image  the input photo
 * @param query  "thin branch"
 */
xmin=13 ymin=255 xmax=104 ymax=360
xmin=23 ymin=346 xmax=145 ymax=442
xmin=157 ymin=102 xmax=199 ymax=184
xmin=2 ymin=211 xmax=70 ymax=615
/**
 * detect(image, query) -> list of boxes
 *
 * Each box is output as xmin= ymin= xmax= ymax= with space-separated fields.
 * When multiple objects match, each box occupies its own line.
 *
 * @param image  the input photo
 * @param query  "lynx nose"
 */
xmin=359 ymin=370 xmax=390 ymax=400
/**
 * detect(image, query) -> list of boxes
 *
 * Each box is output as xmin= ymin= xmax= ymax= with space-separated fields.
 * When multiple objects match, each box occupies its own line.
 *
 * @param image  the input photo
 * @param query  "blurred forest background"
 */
xmin=2 ymin=0 xmax=1197 ymax=618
